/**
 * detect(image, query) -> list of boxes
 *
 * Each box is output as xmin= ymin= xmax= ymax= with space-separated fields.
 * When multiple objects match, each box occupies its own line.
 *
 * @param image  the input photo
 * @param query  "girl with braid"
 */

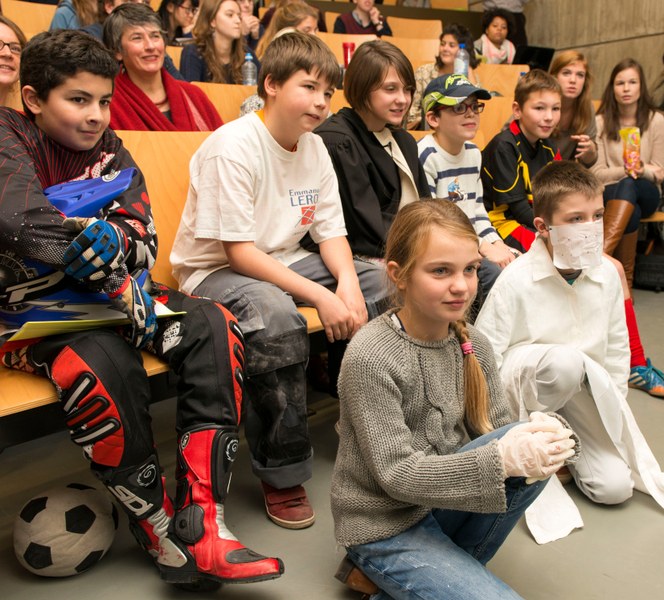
xmin=332 ymin=199 xmax=579 ymax=600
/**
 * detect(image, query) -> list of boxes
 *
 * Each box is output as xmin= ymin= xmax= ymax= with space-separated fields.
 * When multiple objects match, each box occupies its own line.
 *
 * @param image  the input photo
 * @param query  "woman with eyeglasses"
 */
xmin=315 ymin=40 xmax=430 ymax=260
xmin=0 ymin=16 xmax=26 ymax=108
xmin=180 ymin=0 xmax=259 ymax=84
xmin=157 ymin=0 xmax=199 ymax=45
xmin=50 ymin=0 xmax=98 ymax=31
xmin=103 ymin=3 xmax=222 ymax=131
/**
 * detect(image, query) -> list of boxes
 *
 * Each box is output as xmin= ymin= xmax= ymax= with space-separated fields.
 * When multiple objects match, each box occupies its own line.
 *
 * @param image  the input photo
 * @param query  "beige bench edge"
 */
xmin=641 ymin=211 xmax=664 ymax=223
xmin=0 ymin=306 xmax=323 ymax=418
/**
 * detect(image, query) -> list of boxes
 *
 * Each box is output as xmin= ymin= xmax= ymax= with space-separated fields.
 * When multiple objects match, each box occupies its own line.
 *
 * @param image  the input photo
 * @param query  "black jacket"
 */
xmin=315 ymin=108 xmax=430 ymax=258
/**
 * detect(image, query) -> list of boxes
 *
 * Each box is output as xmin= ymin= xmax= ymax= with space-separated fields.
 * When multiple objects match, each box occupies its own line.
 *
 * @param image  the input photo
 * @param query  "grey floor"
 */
xmin=1 ymin=288 xmax=663 ymax=600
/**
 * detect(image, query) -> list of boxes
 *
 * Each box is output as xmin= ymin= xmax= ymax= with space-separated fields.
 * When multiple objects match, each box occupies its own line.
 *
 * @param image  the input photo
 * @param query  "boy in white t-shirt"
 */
xmin=417 ymin=74 xmax=516 ymax=293
xmin=171 ymin=32 xmax=386 ymax=531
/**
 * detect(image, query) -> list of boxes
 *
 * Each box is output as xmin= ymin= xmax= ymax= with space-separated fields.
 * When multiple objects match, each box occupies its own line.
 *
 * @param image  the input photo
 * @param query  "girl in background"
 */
xmin=408 ymin=23 xmax=479 ymax=129
xmin=238 ymin=0 xmax=263 ymax=51
xmin=474 ymin=7 xmax=515 ymax=65
xmin=50 ymin=0 xmax=98 ymax=30
xmin=549 ymin=50 xmax=597 ymax=166
xmin=240 ymin=3 xmax=320 ymax=116
xmin=592 ymin=58 xmax=664 ymax=282
xmin=157 ymin=0 xmax=198 ymax=45
xmin=180 ymin=0 xmax=259 ymax=84
xmin=255 ymin=1 xmax=318 ymax=59
xmin=332 ymin=199 xmax=577 ymax=599
xmin=333 ymin=0 xmax=391 ymax=37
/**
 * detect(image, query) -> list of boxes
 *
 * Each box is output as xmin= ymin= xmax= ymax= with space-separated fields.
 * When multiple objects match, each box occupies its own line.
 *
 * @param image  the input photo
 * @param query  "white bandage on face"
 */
xmin=548 ymin=220 xmax=604 ymax=270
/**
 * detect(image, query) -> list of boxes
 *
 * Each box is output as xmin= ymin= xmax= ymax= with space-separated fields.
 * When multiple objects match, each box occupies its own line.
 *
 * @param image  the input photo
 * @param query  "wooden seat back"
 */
xmin=192 ymin=82 xmax=256 ymax=123
xmin=317 ymin=31 xmax=377 ymax=64
xmin=479 ymin=96 xmax=514 ymax=144
xmin=1 ymin=0 xmax=56 ymax=40
xmin=475 ymin=63 xmax=530 ymax=99
xmin=165 ymin=45 xmax=184 ymax=70
xmin=383 ymin=36 xmax=439 ymax=70
xmin=387 ymin=16 xmax=442 ymax=40
xmin=115 ymin=130 xmax=212 ymax=289
xmin=430 ymin=0 xmax=468 ymax=9
xmin=324 ymin=11 xmax=341 ymax=32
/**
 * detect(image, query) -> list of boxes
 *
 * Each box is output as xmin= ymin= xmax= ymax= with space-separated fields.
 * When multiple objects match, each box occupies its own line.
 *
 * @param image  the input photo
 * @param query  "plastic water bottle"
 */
xmin=454 ymin=43 xmax=470 ymax=77
xmin=241 ymin=52 xmax=257 ymax=85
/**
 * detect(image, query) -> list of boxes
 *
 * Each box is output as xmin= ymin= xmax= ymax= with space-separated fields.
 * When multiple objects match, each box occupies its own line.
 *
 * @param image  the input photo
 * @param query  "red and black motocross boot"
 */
xmin=160 ymin=426 xmax=284 ymax=586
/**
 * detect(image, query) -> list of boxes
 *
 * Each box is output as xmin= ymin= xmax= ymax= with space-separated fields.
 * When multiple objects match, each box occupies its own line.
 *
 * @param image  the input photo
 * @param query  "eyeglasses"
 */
xmin=178 ymin=3 xmax=197 ymax=14
xmin=440 ymin=102 xmax=485 ymax=115
xmin=0 ymin=40 xmax=21 ymax=56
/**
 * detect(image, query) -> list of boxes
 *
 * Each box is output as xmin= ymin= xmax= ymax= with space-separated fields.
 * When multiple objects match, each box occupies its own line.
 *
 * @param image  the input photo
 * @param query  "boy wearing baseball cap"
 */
xmin=417 ymin=74 xmax=517 ymax=293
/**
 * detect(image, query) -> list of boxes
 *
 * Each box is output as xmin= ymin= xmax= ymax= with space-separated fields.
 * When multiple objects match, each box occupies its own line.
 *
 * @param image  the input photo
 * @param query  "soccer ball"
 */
xmin=13 ymin=483 xmax=119 ymax=577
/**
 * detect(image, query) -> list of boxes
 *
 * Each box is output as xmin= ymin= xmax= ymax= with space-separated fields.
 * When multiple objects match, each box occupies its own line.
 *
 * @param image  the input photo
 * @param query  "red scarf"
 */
xmin=110 ymin=69 xmax=222 ymax=132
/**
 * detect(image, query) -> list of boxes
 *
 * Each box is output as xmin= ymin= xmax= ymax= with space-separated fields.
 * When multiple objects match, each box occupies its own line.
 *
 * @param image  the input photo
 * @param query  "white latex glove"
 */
xmin=529 ymin=411 xmax=565 ymax=431
xmin=497 ymin=421 xmax=576 ymax=481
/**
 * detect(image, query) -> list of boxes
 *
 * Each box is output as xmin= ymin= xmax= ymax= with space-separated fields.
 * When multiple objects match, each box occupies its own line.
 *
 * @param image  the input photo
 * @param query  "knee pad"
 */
xmin=175 ymin=301 xmax=246 ymax=425
xmin=52 ymin=346 xmax=124 ymax=468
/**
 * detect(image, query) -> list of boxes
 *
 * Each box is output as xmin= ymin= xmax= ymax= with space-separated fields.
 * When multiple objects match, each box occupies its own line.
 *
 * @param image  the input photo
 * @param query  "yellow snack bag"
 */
xmin=619 ymin=127 xmax=641 ymax=175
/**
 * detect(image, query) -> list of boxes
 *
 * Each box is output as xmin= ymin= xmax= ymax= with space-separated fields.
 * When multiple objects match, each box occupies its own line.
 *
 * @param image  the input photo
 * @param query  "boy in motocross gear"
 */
xmin=0 ymin=30 xmax=283 ymax=590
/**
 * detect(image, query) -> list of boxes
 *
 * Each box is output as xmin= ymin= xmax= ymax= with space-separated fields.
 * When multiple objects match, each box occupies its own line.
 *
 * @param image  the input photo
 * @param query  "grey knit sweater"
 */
xmin=332 ymin=312 xmax=513 ymax=547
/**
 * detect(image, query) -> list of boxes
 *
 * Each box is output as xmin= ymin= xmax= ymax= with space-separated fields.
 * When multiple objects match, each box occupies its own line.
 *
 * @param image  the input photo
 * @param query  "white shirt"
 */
xmin=373 ymin=128 xmax=419 ymax=209
xmin=171 ymin=112 xmax=348 ymax=293
xmin=418 ymin=134 xmax=501 ymax=245
xmin=475 ymin=236 xmax=629 ymax=397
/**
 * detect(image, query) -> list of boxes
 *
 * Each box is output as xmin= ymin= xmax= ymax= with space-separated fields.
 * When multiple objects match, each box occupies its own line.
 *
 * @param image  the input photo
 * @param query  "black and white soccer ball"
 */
xmin=13 ymin=483 xmax=118 ymax=577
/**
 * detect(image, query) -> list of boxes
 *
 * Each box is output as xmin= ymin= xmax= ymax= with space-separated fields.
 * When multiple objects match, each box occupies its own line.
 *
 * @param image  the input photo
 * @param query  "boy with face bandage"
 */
xmin=475 ymin=161 xmax=664 ymax=541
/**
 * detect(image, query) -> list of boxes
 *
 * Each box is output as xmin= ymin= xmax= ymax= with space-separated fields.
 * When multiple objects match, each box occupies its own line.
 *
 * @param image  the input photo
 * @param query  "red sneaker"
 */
xmin=261 ymin=482 xmax=316 ymax=529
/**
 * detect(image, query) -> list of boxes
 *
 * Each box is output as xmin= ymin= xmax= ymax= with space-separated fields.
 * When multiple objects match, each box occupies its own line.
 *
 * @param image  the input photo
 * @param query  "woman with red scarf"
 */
xmin=103 ymin=3 xmax=222 ymax=131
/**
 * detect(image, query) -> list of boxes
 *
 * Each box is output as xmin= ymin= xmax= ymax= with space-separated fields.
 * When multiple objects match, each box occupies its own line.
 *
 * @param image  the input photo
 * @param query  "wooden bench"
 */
xmin=0 ymin=130 xmax=323 ymax=450
xmin=641 ymin=211 xmax=664 ymax=223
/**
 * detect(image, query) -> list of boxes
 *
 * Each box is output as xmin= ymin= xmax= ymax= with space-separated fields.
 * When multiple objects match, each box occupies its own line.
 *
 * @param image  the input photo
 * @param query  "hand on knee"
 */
xmin=497 ymin=420 xmax=577 ymax=479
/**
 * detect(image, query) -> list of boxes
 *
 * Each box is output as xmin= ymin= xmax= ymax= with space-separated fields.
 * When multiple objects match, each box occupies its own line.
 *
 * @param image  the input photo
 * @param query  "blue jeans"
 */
xmin=346 ymin=424 xmax=548 ymax=600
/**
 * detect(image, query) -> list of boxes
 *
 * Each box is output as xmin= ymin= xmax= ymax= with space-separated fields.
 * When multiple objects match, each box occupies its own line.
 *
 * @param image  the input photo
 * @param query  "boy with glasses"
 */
xmin=418 ymin=74 xmax=517 ymax=294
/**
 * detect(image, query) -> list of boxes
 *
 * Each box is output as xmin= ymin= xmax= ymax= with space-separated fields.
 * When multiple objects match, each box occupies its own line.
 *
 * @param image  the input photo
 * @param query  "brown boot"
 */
xmin=603 ymin=200 xmax=634 ymax=255
xmin=335 ymin=555 xmax=379 ymax=595
xmin=613 ymin=230 xmax=638 ymax=292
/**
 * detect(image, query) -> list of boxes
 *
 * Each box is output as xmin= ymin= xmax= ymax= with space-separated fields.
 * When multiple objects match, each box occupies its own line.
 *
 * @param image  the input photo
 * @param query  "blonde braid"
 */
xmin=451 ymin=320 xmax=493 ymax=436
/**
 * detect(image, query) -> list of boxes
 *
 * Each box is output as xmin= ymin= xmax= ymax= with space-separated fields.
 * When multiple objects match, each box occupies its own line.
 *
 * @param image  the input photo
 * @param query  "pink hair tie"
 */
xmin=461 ymin=341 xmax=474 ymax=356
